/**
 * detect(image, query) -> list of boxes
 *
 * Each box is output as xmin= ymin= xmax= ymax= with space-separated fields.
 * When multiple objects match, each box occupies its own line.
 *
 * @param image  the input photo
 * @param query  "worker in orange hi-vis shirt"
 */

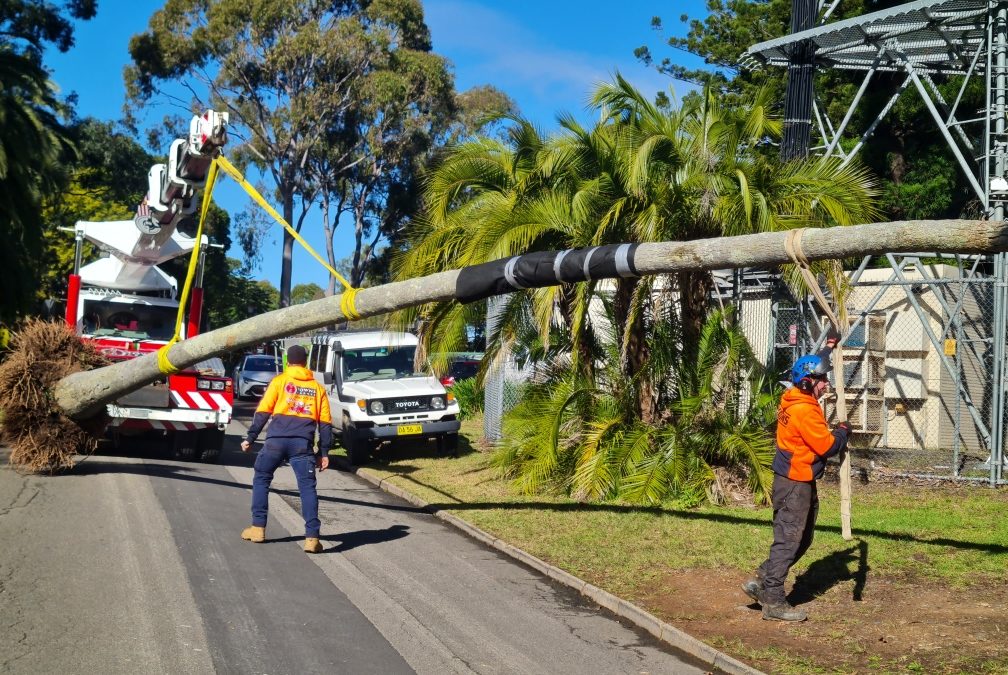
xmin=239 ymin=344 xmax=333 ymax=553
xmin=743 ymin=336 xmax=850 ymax=622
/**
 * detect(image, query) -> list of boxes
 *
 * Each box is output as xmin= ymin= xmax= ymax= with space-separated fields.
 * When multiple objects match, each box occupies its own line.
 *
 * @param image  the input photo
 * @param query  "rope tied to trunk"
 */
xmin=785 ymin=228 xmax=842 ymax=331
xmin=783 ymin=227 xmax=854 ymax=541
xmin=150 ymin=156 xmax=365 ymax=376
xmin=156 ymin=340 xmax=180 ymax=375
xmin=340 ymin=287 xmax=361 ymax=320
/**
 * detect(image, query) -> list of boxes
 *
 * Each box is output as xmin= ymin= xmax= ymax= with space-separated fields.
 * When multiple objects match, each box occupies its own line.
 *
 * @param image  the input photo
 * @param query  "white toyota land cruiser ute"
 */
xmin=309 ymin=331 xmax=461 ymax=465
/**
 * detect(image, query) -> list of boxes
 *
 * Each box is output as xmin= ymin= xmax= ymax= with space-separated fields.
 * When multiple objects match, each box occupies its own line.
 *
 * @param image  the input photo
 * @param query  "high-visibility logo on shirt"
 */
xmin=287 ymin=399 xmax=312 ymax=416
xmin=284 ymin=382 xmax=316 ymax=396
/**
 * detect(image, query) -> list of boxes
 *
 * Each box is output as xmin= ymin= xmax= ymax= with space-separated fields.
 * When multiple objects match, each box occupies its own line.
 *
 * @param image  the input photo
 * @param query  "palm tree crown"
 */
xmin=393 ymin=75 xmax=877 ymax=504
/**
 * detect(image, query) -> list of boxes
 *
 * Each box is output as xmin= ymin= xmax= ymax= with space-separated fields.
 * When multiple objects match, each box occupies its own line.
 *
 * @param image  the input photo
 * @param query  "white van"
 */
xmin=309 ymin=331 xmax=461 ymax=464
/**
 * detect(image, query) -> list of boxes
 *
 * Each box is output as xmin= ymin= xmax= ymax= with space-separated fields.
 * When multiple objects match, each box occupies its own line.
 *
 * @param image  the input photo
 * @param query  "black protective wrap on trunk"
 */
xmin=455 ymin=244 xmax=640 ymax=304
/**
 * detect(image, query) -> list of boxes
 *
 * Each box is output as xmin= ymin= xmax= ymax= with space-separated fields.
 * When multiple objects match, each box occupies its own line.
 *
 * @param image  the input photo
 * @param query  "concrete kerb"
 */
xmin=347 ymin=460 xmax=765 ymax=675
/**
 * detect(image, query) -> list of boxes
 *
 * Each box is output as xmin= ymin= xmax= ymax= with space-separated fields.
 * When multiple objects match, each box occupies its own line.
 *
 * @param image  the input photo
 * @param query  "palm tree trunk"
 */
xmin=560 ymin=286 xmax=594 ymax=380
xmin=614 ymin=278 xmax=656 ymax=424
xmin=675 ymin=270 xmax=713 ymax=369
xmin=53 ymin=218 xmax=1006 ymax=420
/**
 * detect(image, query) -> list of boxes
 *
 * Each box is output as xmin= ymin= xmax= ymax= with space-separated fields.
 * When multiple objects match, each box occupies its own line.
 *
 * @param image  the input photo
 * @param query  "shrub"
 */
xmin=451 ymin=377 xmax=484 ymax=420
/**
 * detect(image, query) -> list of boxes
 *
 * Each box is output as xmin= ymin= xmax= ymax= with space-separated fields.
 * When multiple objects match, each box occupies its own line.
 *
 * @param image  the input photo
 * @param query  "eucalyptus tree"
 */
xmin=126 ymin=0 xmax=457 ymax=306
xmin=320 ymin=42 xmax=456 ymax=289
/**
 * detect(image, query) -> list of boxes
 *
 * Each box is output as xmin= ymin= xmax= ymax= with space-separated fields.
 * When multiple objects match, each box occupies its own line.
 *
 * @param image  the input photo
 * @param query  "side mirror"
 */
xmin=323 ymin=372 xmax=333 ymax=385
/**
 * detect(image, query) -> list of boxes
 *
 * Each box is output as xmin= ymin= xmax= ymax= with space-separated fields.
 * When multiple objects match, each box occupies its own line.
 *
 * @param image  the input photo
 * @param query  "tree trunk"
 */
xmin=614 ymin=278 xmax=655 ymax=424
xmin=675 ymin=269 xmax=713 ymax=370
xmin=321 ymin=192 xmax=337 ymax=298
xmin=53 ymin=219 xmax=1007 ymax=420
xmin=279 ymin=190 xmax=295 ymax=307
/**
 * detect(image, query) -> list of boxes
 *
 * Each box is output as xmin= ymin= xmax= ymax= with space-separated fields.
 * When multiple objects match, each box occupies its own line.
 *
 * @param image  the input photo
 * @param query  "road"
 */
xmin=0 ymin=401 xmax=712 ymax=674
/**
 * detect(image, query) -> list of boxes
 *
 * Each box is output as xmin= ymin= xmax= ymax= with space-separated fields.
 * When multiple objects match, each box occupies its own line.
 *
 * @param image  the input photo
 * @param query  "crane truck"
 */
xmin=63 ymin=111 xmax=233 ymax=462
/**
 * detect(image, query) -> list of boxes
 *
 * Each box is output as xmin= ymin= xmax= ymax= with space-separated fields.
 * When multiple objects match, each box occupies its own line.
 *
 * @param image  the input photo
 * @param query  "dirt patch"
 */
xmin=637 ymin=568 xmax=1008 ymax=674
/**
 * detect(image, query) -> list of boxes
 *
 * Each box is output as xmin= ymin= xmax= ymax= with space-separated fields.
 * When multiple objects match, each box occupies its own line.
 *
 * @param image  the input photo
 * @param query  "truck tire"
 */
xmin=348 ymin=438 xmax=372 ymax=466
xmin=343 ymin=427 xmax=372 ymax=466
xmin=199 ymin=428 xmax=225 ymax=463
xmin=437 ymin=433 xmax=459 ymax=458
xmin=173 ymin=431 xmax=199 ymax=461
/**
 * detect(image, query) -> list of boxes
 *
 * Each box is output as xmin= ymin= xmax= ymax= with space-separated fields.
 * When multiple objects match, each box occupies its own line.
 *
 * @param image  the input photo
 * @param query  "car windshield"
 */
xmin=244 ymin=356 xmax=281 ymax=372
xmin=450 ymin=360 xmax=481 ymax=380
xmin=81 ymin=299 xmax=176 ymax=341
xmin=341 ymin=345 xmax=420 ymax=381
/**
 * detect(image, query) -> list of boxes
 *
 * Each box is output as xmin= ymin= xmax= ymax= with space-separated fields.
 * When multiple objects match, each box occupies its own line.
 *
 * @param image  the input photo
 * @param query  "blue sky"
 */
xmin=46 ymin=0 xmax=706 ymax=290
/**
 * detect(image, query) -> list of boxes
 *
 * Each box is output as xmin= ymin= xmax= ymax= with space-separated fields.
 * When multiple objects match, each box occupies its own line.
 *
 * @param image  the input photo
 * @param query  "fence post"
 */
xmin=991 ymin=253 xmax=1008 ymax=486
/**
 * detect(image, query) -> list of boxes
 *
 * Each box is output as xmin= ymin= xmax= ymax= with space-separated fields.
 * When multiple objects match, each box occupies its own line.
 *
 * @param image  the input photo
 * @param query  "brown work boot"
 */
xmin=304 ymin=537 xmax=322 ymax=553
xmin=762 ymin=601 xmax=808 ymax=622
xmin=742 ymin=578 xmax=763 ymax=603
xmin=241 ymin=525 xmax=265 ymax=543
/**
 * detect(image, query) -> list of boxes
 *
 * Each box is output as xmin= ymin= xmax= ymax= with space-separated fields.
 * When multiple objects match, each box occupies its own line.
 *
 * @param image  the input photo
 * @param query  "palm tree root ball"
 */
xmin=0 ymin=319 xmax=109 ymax=473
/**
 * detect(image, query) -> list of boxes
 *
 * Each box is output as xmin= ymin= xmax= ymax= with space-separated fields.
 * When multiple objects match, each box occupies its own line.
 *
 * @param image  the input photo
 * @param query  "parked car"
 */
xmin=438 ymin=353 xmax=483 ymax=387
xmin=233 ymin=354 xmax=282 ymax=400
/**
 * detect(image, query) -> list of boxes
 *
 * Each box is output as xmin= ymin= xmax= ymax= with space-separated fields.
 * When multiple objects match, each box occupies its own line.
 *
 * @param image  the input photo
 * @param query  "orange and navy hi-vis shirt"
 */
xmin=246 ymin=365 xmax=333 ymax=453
xmin=772 ymin=387 xmax=849 ymax=482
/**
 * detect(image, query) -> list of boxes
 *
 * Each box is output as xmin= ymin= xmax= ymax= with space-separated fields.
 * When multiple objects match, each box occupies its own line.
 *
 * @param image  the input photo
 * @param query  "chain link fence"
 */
xmin=482 ymin=296 xmax=526 ymax=442
xmin=484 ymin=253 xmax=1008 ymax=485
xmin=729 ymin=254 xmax=1006 ymax=484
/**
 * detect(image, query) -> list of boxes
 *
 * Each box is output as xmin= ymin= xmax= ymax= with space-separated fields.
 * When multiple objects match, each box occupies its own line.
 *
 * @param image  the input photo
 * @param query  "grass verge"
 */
xmin=361 ymin=420 xmax=1007 ymax=591
xmin=357 ymin=417 xmax=1008 ymax=674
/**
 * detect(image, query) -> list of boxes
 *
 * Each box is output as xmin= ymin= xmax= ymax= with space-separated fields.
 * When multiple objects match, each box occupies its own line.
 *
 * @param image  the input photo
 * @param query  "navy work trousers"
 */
xmin=757 ymin=473 xmax=818 ymax=605
xmin=251 ymin=437 xmax=320 ymax=537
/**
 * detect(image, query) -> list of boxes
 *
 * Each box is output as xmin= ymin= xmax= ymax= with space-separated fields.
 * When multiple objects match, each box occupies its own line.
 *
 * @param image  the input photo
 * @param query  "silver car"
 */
xmin=233 ymin=354 xmax=281 ymax=400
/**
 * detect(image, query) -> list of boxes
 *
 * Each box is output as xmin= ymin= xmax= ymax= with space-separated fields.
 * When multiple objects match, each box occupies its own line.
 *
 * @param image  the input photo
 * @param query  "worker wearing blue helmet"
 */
xmin=743 ymin=334 xmax=851 ymax=621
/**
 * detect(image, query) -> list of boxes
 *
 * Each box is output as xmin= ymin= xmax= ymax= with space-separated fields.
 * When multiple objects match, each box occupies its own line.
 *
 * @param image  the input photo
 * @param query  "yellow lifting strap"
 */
xmin=214 ymin=156 xmax=356 ymax=292
xmin=156 ymin=159 xmax=222 ymax=375
xmin=156 ymin=155 xmax=363 ymax=375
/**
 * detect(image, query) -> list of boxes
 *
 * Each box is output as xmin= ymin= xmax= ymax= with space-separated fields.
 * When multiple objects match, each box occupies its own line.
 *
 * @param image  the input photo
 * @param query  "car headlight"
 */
xmin=430 ymin=396 xmax=445 ymax=410
xmin=211 ymin=380 xmax=226 ymax=391
xmin=369 ymin=400 xmax=384 ymax=415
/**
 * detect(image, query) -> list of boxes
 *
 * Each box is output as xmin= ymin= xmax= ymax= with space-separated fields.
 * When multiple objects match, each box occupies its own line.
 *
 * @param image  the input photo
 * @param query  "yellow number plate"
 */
xmin=397 ymin=424 xmax=422 ymax=435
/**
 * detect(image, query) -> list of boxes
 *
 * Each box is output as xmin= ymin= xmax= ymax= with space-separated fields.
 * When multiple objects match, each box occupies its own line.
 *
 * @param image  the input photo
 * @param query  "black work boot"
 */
xmin=762 ymin=601 xmax=808 ymax=622
xmin=742 ymin=578 xmax=763 ymax=603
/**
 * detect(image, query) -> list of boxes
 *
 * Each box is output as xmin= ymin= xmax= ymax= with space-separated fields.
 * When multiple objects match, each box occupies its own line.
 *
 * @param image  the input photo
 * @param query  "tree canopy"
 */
xmin=0 ymin=0 xmax=97 ymax=321
xmin=125 ymin=0 xmax=507 ymax=308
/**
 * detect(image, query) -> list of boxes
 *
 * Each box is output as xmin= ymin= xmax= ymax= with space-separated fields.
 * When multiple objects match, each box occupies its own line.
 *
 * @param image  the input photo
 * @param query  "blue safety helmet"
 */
xmin=791 ymin=354 xmax=829 ymax=385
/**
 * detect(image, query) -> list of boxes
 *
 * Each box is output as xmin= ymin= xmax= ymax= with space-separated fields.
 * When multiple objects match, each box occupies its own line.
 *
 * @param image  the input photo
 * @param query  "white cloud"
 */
xmin=425 ymin=0 xmax=692 ymax=126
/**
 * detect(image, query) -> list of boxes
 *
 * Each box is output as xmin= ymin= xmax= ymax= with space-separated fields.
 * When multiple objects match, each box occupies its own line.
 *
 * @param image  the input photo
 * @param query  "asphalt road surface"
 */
xmin=0 ymin=401 xmax=711 ymax=674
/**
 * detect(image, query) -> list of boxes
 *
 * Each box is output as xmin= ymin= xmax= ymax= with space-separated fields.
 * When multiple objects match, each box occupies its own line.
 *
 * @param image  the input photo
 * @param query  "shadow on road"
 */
xmin=65 ymin=457 xmax=430 ymax=516
xmin=265 ymin=524 xmax=411 ymax=552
